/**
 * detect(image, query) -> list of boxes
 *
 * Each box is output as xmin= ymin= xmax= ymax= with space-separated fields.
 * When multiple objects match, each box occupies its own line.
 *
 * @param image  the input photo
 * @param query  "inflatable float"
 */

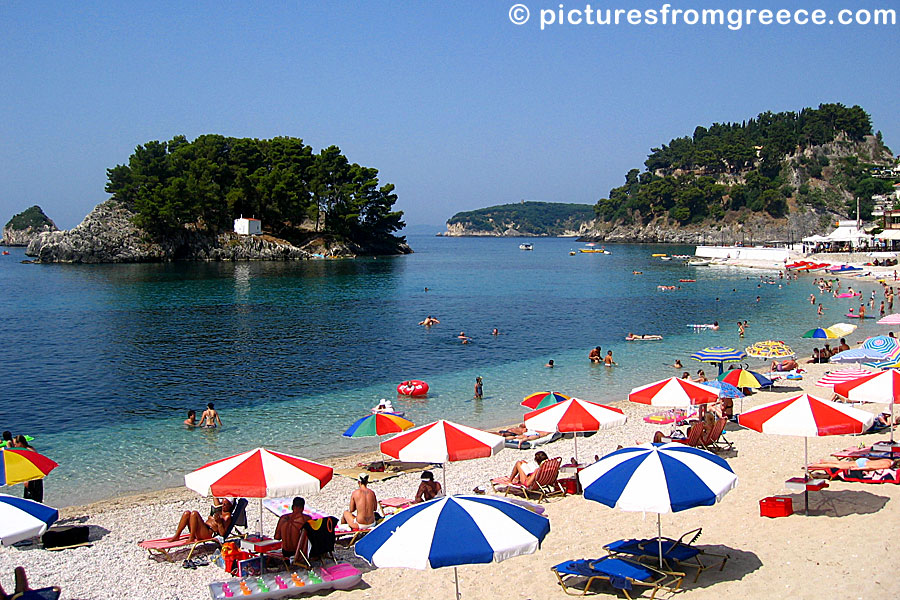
xmin=657 ymin=285 xmax=678 ymax=291
xmin=686 ymin=324 xmax=718 ymax=329
xmin=679 ymin=279 xmax=696 ymax=283
xmin=208 ymin=564 xmax=362 ymax=600
xmin=0 ymin=435 xmax=33 ymax=448
xmin=625 ymin=334 xmax=663 ymax=341
xmin=397 ymin=380 xmax=429 ymax=396
xmin=845 ymin=313 xmax=872 ymax=319
xmin=836 ymin=292 xmax=861 ymax=298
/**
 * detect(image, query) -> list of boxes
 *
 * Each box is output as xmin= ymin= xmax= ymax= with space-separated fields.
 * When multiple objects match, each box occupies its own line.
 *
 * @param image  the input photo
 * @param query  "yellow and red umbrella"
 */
xmin=521 ymin=391 xmax=571 ymax=410
xmin=718 ymin=369 xmax=773 ymax=389
xmin=0 ymin=448 xmax=58 ymax=486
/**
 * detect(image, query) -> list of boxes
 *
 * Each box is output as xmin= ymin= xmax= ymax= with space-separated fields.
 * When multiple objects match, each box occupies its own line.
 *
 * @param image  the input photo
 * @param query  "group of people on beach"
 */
xmin=806 ymin=339 xmax=851 ymax=364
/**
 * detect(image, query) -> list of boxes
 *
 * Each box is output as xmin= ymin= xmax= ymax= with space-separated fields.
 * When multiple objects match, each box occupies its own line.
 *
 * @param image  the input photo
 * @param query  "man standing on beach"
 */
xmin=342 ymin=475 xmax=377 ymax=529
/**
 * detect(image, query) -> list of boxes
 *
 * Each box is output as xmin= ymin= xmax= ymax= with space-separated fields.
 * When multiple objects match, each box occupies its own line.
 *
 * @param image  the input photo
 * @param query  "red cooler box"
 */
xmin=759 ymin=496 xmax=793 ymax=518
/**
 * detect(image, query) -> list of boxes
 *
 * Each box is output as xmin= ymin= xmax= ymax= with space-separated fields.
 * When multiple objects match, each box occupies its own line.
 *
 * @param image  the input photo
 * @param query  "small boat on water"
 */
xmin=519 ymin=243 xmax=533 ymax=251
xmin=580 ymin=249 xmax=611 ymax=254
xmin=569 ymin=250 xmax=576 ymax=256
xmin=685 ymin=260 xmax=710 ymax=266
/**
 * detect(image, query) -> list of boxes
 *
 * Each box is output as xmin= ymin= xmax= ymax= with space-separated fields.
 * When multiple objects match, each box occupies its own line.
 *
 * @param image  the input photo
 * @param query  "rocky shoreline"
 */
xmin=24 ymin=200 xmax=410 ymax=263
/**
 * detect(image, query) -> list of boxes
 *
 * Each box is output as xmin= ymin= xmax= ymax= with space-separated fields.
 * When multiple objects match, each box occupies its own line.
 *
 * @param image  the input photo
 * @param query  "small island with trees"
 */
xmin=25 ymin=135 xmax=407 ymax=263
xmin=445 ymin=201 xmax=595 ymax=236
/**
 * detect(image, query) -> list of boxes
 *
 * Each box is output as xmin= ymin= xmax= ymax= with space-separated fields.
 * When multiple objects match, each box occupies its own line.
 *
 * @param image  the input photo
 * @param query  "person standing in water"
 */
xmin=474 ymin=376 xmax=483 ymax=399
xmin=200 ymin=403 xmax=222 ymax=428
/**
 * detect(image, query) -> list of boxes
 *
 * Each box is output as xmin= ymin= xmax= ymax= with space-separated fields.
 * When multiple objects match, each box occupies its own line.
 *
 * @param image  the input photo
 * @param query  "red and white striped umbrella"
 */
xmin=738 ymin=393 xmax=874 ymax=513
xmin=628 ymin=377 xmax=719 ymax=407
xmin=380 ymin=420 xmax=504 ymax=464
xmin=815 ymin=368 xmax=876 ymax=388
xmin=834 ymin=369 xmax=900 ymax=441
xmin=524 ymin=398 xmax=626 ymax=462
xmin=184 ymin=448 xmax=333 ymax=498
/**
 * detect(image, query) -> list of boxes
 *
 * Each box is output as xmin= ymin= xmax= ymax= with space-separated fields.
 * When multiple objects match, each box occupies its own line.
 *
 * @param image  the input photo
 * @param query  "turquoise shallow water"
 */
xmin=0 ymin=237 xmax=890 ymax=505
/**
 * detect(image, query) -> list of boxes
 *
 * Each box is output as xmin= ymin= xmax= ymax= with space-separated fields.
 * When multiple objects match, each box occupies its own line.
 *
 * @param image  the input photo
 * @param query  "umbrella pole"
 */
xmin=259 ymin=497 xmax=264 ymax=536
xmin=892 ymin=402 xmax=896 ymax=445
xmin=442 ymin=464 xmax=447 ymax=495
xmin=657 ymin=514 xmax=663 ymax=569
xmin=454 ymin=566 xmax=461 ymax=600
xmin=804 ymin=438 xmax=809 ymax=516
xmin=573 ymin=434 xmax=579 ymax=464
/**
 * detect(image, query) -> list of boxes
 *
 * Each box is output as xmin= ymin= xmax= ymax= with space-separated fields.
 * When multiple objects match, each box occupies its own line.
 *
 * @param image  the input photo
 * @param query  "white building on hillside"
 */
xmin=234 ymin=217 xmax=262 ymax=236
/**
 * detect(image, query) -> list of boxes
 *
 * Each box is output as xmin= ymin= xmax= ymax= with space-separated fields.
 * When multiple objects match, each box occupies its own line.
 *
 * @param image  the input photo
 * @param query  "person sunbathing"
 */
xmin=169 ymin=499 xmax=232 ymax=542
xmin=771 ymin=358 xmax=798 ymax=371
xmin=510 ymin=451 xmax=549 ymax=486
xmin=414 ymin=471 xmax=442 ymax=503
xmin=342 ymin=475 xmax=377 ymax=529
xmin=274 ymin=496 xmax=309 ymax=559
xmin=498 ymin=423 xmax=528 ymax=438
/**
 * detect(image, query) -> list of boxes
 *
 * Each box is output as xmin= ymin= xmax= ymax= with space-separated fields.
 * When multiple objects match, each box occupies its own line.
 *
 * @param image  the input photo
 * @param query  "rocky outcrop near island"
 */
xmin=25 ymin=199 xmax=337 ymax=263
xmin=3 ymin=205 xmax=58 ymax=246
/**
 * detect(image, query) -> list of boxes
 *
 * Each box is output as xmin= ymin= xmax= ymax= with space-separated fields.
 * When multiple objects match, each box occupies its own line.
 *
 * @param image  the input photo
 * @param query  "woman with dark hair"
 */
xmin=12 ymin=435 xmax=43 ymax=503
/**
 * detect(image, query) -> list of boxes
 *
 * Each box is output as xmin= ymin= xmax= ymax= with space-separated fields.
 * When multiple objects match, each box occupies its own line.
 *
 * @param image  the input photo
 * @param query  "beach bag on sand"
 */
xmin=41 ymin=526 xmax=89 ymax=550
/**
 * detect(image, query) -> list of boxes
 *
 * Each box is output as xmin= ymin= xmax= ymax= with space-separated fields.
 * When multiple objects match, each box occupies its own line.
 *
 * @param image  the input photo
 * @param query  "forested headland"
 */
xmin=105 ymin=135 xmax=405 ymax=251
xmin=446 ymin=202 xmax=595 ymax=236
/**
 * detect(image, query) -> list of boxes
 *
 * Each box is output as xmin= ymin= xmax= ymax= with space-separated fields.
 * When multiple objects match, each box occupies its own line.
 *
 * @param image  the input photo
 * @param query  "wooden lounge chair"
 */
xmin=138 ymin=498 xmax=248 ymax=562
xmin=663 ymin=421 xmax=703 ymax=447
xmin=603 ymin=527 xmax=729 ymax=583
xmin=490 ymin=457 xmax=565 ymax=503
xmin=551 ymin=556 xmax=685 ymax=598
xmin=700 ymin=418 xmax=733 ymax=453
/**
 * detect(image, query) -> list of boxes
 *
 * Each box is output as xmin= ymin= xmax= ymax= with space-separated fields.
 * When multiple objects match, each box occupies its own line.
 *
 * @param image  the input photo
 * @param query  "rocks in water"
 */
xmin=3 ymin=205 xmax=58 ymax=246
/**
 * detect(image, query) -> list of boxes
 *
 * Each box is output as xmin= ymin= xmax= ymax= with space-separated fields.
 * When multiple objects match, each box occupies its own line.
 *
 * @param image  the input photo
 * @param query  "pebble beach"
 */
xmin=5 ymin=255 xmax=900 ymax=599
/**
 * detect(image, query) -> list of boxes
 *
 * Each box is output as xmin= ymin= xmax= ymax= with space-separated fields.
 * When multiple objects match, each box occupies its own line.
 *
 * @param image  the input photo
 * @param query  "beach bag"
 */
xmin=41 ymin=525 xmax=89 ymax=549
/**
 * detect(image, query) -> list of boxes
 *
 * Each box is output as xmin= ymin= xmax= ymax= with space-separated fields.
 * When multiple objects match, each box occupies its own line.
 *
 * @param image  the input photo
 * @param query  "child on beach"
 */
xmin=604 ymin=350 xmax=617 ymax=366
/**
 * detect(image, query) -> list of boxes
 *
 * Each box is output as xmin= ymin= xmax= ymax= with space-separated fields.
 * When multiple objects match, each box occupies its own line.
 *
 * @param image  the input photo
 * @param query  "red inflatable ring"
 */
xmin=397 ymin=380 xmax=429 ymax=396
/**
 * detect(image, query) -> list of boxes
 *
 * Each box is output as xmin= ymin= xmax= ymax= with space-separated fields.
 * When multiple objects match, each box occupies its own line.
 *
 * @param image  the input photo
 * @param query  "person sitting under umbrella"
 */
xmin=342 ymin=475 xmax=377 ymax=529
xmin=274 ymin=496 xmax=309 ymax=560
xmin=168 ymin=498 xmax=232 ymax=542
xmin=509 ymin=451 xmax=549 ymax=487
xmin=413 ymin=471 xmax=442 ymax=503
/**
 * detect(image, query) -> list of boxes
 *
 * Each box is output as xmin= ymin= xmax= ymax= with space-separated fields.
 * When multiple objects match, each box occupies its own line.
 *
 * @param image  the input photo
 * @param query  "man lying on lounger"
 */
xmin=168 ymin=498 xmax=232 ymax=542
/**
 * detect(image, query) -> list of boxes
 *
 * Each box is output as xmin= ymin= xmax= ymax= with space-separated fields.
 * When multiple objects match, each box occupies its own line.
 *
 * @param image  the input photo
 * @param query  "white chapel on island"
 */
xmin=234 ymin=217 xmax=262 ymax=236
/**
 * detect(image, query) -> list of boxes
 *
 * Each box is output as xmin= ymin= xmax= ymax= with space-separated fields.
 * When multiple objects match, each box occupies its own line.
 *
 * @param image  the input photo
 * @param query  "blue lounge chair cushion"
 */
xmin=552 ymin=557 xmax=656 ymax=591
xmin=606 ymin=538 xmax=700 ymax=562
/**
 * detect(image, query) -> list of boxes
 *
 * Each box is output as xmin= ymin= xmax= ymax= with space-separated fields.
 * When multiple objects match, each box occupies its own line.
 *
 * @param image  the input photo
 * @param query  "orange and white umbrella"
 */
xmin=629 ymin=377 xmax=719 ymax=407
xmin=524 ymin=398 xmax=626 ymax=462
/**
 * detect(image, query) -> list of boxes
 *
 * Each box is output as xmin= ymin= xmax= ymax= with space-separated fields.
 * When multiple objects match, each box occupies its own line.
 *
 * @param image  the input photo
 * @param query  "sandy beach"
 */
xmin=3 ymin=354 xmax=900 ymax=600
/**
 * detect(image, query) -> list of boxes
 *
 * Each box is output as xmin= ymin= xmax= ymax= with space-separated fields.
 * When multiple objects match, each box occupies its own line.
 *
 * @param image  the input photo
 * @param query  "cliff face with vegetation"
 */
xmin=3 ymin=205 xmax=58 ymax=246
xmin=583 ymin=104 xmax=897 ymax=243
xmin=445 ymin=202 xmax=596 ymax=236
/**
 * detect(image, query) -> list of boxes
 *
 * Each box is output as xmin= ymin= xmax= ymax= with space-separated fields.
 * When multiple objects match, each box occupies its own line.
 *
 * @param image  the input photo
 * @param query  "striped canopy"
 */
xmin=831 ymin=347 xmax=893 ymax=364
xmin=802 ymin=328 xmax=839 ymax=339
xmin=703 ymin=380 xmax=745 ymax=399
xmin=862 ymin=335 xmax=900 ymax=354
xmin=521 ymin=391 xmax=571 ymax=410
xmin=745 ymin=341 xmax=794 ymax=359
xmin=834 ymin=369 xmax=900 ymax=404
xmin=355 ymin=495 xmax=550 ymax=570
xmin=0 ymin=494 xmax=58 ymax=546
xmin=690 ymin=346 xmax=746 ymax=364
xmin=184 ymin=448 xmax=333 ymax=498
xmin=380 ymin=420 xmax=504 ymax=464
xmin=718 ymin=369 xmax=773 ymax=389
xmin=878 ymin=314 xmax=900 ymax=325
xmin=816 ymin=368 xmax=876 ymax=388
xmin=628 ymin=377 xmax=719 ymax=407
xmin=524 ymin=398 xmax=626 ymax=433
xmin=343 ymin=413 xmax=414 ymax=438
xmin=0 ymin=448 xmax=58 ymax=487
xmin=738 ymin=393 xmax=874 ymax=437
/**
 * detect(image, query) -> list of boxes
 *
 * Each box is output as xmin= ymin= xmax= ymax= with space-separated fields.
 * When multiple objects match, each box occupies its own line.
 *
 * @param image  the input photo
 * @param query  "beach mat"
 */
xmin=334 ymin=461 xmax=437 ymax=482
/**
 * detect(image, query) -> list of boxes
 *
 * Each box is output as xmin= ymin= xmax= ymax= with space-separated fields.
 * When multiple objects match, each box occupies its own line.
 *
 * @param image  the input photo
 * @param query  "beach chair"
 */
xmin=665 ymin=421 xmax=703 ymax=448
xmin=700 ymin=418 xmax=733 ymax=453
xmin=551 ymin=556 xmax=684 ymax=598
xmin=490 ymin=457 xmax=565 ymax=503
xmin=138 ymin=498 xmax=248 ymax=562
xmin=603 ymin=528 xmax=729 ymax=583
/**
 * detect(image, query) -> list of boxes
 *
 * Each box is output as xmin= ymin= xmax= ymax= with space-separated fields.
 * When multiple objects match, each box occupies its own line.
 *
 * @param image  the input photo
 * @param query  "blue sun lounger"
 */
xmin=551 ymin=556 xmax=684 ymax=599
xmin=603 ymin=528 xmax=729 ymax=583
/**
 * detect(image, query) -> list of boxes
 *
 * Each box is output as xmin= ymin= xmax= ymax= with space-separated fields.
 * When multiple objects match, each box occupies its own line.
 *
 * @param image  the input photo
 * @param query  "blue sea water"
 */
xmin=0 ymin=237 xmax=890 ymax=505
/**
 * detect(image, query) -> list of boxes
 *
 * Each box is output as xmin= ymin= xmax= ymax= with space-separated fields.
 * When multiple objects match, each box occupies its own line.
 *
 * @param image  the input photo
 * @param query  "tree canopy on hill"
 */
xmin=5 ymin=205 xmax=55 ymax=231
xmin=596 ymin=103 xmax=890 ymax=225
xmin=105 ymin=135 xmax=404 ymax=245
xmin=448 ymin=202 xmax=595 ymax=235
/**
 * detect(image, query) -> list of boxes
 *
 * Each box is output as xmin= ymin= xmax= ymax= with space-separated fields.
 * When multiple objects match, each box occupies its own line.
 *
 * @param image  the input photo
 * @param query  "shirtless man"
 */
xmin=588 ymin=346 xmax=602 ymax=363
xmin=169 ymin=498 xmax=232 ymax=542
xmin=418 ymin=315 xmax=439 ymax=327
xmin=274 ymin=497 xmax=309 ymax=559
xmin=200 ymin=403 xmax=222 ymax=428
xmin=342 ymin=475 xmax=377 ymax=529
xmin=184 ymin=410 xmax=197 ymax=427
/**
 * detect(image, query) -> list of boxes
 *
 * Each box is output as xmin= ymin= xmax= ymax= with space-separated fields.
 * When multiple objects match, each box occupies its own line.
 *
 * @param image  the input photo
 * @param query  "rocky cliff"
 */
xmin=3 ymin=205 xmax=58 ymax=246
xmin=444 ymin=220 xmax=598 ymax=237
xmin=24 ymin=199 xmax=372 ymax=263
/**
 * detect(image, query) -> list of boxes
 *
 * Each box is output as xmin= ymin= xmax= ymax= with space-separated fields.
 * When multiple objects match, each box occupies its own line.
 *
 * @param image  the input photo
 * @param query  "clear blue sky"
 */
xmin=1 ymin=1 xmax=897 ymax=229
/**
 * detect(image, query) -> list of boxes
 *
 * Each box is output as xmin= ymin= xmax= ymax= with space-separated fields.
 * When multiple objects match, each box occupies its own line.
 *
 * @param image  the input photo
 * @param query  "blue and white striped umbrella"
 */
xmin=0 ymin=493 xmax=58 ymax=546
xmin=831 ymin=347 xmax=891 ymax=364
xmin=703 ymin=380 xmax=745 ymax=399
xmin=579 ymin=443 xmax=737 ymax=514
xmin=690 ymin=346 xmax=746 ymax=364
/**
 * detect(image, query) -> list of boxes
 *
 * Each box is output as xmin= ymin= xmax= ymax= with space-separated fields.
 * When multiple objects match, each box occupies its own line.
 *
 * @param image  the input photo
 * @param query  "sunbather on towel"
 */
xmin=510 ymin=451 xmax=549 ymax=486
xmin=169 ymin=498 xmax=232 ymax=542
xmin=342 ymin=474 xmax=377 ymax=529
xmin=499 ymin=423 xmax=528 ymax=437
xmin=274 ymin=496 xmax=309 ymax=559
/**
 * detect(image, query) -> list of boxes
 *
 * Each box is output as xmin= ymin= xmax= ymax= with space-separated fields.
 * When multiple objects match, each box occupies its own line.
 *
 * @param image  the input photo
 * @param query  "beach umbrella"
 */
xmin=862 ymin=335 xmax=900 ymax=355
xmin=523 ymin=398 xmax=626 ymax=462
xmin=718 ymin=369 xmax=773 ymax=389
xmin=521 ymin=391 xmax=570 ymax=410
xmin=0 ymin=494 xmax=58 ymax=546
xmin=185 ymin=448 xmax=333 ymax=534
xmin=0 ymin=448 xmax=58 ymax=487
xmin=815 ymin=368 xmax=875 ymax=388
xmin=690 ymin=346 xmax=746 ymax=374
xmin=802 ymin=327 xmax=839 ymax=339
xmin=738 ymin=394 xmax=874 ymax=513
xmin=878 ymin=314 xmax=900 ymax=325
xmin=834 ymin=370 xmax=900 ymax=442
xmin=381 ymin=420 xmax=504 ymax=491
xmin=830 ymin=347 xmax=893 ymax=364
xmin=703 ymin=380 xmax=745 ymax=399
xmin=579 ymin=443 xmax=737 ymax=567
xmin=355 ymin=495 xmax=550 ymax=599
xmin=342 ymin=413 xmax=414 ymax=438
xmin=745 ymin=340 xmax=794 ymax=360
xmin=827 ymin=323 xmax=857 ymax=337
xmin=628 ymin=377 xmax=719 ymax=407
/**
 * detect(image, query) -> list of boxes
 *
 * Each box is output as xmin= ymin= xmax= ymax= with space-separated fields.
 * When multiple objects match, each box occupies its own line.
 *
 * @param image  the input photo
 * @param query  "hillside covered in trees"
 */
xmin=105 ymin=135 xmax=405 ymax=251
xmin=594 ymin=104 xmax=896 ymax=230
xmin=446 ymin=202 xmax=595 ymax=236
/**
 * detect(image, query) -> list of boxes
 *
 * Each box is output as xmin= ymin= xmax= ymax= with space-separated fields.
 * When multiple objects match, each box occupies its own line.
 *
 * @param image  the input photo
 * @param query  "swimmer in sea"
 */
xmin=545 ymin=359 xmax=554 ymax=368
xmin=419 ymin=315 xmax=440 ymax=327
xmin=492 ymin=328 xmax=499 ymax=335
xmin=184 ymin=410 xmax=197 ymax=428
xmin=604 ymin=350 xmax=617 ymax=366
xmin=711 ymin=321 xmax=719 ymax=330
xmin=200 ymin=403 xmax=222 ymax=428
